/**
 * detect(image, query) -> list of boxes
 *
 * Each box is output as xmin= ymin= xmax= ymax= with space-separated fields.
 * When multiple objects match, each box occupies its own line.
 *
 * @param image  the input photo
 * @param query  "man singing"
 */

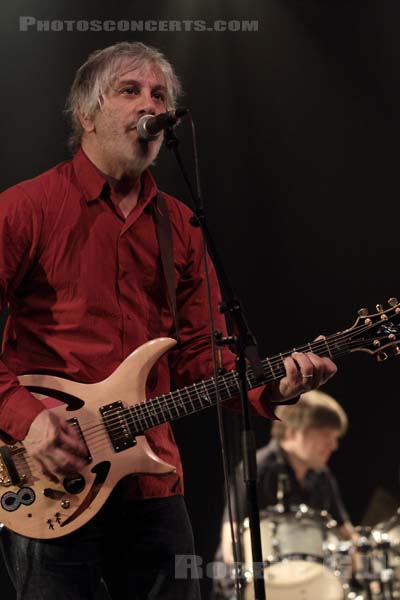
xmin=0 ymin=42 xmax=337 ymax=599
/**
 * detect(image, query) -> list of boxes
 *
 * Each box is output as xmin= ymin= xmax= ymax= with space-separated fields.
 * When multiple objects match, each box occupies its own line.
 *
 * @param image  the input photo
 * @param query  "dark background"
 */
xmin=1 ymin=1 xmax=400 ymax=598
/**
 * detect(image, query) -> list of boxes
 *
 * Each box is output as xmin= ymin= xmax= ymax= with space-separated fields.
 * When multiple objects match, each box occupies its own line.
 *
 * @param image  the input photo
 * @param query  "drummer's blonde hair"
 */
xmin=271 ymin=390 xmax=348 ymax=440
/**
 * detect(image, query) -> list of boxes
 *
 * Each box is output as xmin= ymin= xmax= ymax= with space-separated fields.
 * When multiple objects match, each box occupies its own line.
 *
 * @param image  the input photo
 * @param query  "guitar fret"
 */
xmin=200 ymin=381 xmax=211 ymax=406
xmin=265 ymin=357 xmax=275 ymax=381
xmin=181 ymin=386 xmax=189 ymax=410
xmin=176 ymin=388 xmax=185 ymax=409
xmin=225 ymin=373 xmax=235 ymax=396
xmin=146 ymin=396 xmax=160 ymax=424
xmin=144 ymin=403 xmax=155 ymax=428
xmin=173 ymin=390 xmax=185 ymax=417
xmin=138 ymin=406 xmax=150 ymax=431
xmin=193 ymin=382 xmax=203 ymax=404
xmin=185 ymin=386 xmax=196 ymax=412
xmin=222 ymin=376 xmax=232 ymax=399
xmin=323 ymin=338 xmax=334 ymax=359
xmin=231 ymin=371 xmax=241 ymax=391
xmin=269 ymin=357 xmax=282 ymax=379
xmin=151 ymin=397 xmax=162 ymax=425
xmin=245 ymin=372 xmax=252 ymax=389
xmin=149 ymin=405 xmax=158 ymax=427
xmin=163 ymin=395 xmax=174 ymax=420
xmin=208 ymin=380 xmax=216 ymax=403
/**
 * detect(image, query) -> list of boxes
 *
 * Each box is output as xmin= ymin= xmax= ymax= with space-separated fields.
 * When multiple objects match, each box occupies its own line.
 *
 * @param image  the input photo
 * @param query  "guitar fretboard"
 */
xmin=125 ymin=335 xmax=350 ymax=433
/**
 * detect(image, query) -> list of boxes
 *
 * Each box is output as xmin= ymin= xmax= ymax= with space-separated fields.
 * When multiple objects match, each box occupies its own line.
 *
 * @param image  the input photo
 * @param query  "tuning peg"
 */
xmin=376 ymin=304 xmax=384 ymax=312
xmin=377 ymin=352 xmax=388 ymax=362
xmin=358 ymin=308 xmax=369 ymax=317
xmin=394 ymin=346 xmax=400 ymax=356
xmin=388 ymin=298 xmax=399 ymax=307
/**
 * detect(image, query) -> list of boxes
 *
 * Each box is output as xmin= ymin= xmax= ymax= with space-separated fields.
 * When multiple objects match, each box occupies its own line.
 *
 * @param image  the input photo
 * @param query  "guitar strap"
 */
xmin=152 ymin=192 xmax=181 ymax=345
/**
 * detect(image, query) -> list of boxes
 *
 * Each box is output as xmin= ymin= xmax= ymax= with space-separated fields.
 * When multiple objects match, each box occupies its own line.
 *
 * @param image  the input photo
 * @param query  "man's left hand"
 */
xmin=272 ymin=350 xmax=337 ymax=404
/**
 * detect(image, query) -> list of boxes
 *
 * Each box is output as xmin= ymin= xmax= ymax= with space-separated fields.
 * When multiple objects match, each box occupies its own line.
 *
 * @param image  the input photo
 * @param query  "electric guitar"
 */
xmin=1 ymin=298 xmax=399 ymax=539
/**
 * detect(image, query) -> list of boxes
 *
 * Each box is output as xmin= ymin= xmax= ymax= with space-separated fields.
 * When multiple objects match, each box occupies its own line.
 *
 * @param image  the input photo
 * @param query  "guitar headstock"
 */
xmin=345 ymin=297 xmax=400 ymax=361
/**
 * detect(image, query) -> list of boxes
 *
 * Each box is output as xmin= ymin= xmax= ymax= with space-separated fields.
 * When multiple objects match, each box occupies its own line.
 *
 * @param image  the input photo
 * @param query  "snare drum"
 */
xmin=243 ymin=504 xmax=345 ymax=600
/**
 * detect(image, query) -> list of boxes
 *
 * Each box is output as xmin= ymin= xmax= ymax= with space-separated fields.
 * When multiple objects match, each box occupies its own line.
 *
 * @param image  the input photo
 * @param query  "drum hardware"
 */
xmin=352 ymin=526 xmax=398 ymax=600
xmin=324 ymin=539 xmax=353 ymax=583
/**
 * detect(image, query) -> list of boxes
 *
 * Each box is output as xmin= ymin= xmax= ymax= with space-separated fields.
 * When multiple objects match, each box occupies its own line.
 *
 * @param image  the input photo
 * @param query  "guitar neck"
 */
xmin=126 ymin=334 xmax=349 ymax=433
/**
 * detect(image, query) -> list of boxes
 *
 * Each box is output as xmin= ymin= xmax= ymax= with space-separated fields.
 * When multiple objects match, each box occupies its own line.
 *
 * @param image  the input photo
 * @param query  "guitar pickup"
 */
xmin=0 ymin=446 xmax=21 ymax=486
xmin=100 ymin=402 xmax=137 ymax=453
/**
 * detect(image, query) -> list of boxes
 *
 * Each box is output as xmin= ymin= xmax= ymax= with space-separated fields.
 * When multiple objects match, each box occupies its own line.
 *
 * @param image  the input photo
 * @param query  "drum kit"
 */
xmin=240 ymin=504 xmax=400 ymax=600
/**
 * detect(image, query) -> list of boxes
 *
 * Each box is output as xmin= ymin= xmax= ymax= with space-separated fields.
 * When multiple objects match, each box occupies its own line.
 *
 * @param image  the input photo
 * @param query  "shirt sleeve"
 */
xmin=0 ymin=185 xmax=47 ymax=441
xmin=166 ymin=199 xmax=277 ymax=420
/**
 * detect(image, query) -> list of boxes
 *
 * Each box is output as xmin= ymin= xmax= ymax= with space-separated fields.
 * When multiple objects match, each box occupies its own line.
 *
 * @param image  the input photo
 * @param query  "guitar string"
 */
xmin=65 ymin=328 xmax=384 ymax=458
xmin=79 ymin=335 xmax=345 ymax=437
xmin=14 ymin=321 xmax=396 ymax=473
xmin=79 ymin=319 xmax=389 ymax=438
xmin=73 ymin=334 xmax=388 ymax=453
xmin=14 ymin=335 xmax=355 ymax=475
xmin=17 ymin=327 xmax=388 ymax=470
xmin=71 ymin=331 xmax=390 ymax=446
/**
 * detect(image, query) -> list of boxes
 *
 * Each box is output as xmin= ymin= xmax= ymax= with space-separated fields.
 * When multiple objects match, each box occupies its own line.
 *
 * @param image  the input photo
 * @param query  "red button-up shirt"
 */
xmin=0 ymin=148 xmax=274 ymax=499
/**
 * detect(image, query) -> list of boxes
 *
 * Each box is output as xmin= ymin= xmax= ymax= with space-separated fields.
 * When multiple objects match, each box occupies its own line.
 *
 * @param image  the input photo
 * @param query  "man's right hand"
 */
xmin=23 ymin=410 xmax=88 ymax=483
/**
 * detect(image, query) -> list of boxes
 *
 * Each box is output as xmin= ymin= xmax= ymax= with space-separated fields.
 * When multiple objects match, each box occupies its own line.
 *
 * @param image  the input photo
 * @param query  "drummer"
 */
xmin=213 ymin=390 xmax=353 ymax=597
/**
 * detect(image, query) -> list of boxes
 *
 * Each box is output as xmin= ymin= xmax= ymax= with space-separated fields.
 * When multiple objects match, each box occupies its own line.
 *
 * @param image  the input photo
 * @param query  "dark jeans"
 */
xmin=0 ymin=492 xmax=201 ymax=600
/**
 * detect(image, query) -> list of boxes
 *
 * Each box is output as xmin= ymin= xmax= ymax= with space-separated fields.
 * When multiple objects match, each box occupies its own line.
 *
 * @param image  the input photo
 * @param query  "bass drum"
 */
xmin=244 ymin=560 xmax=344 ymax=600
xmin=242 ymin=505 xmax=345 ymax=600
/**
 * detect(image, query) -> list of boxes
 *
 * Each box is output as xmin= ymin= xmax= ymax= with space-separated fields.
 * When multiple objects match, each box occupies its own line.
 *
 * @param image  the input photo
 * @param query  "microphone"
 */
xmin=136 ymin=108 xmax=188 ymax=141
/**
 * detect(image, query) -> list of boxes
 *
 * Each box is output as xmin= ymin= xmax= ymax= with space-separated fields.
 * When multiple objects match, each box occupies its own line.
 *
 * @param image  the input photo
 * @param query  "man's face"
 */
xmin=289 ymin=427 xmax=340 ymax=470
xmin=86 ymin=59 xmax=168 ymax=175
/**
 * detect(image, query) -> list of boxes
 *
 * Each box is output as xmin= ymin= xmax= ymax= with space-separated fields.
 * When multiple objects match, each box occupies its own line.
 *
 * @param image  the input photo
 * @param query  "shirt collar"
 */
xmin=72 ymin=146 xmax=159 ymax=208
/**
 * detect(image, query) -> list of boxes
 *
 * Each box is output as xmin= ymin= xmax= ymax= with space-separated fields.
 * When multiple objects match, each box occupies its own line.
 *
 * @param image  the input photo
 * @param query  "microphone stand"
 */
xmin=164 ymin=125 xmax=267 ymax=600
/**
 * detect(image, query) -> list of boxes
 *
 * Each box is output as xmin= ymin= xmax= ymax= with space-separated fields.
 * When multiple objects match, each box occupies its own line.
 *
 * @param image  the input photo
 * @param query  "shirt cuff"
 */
xmin=248 ymin=386 xmax=279 ymax=420
xmin=0 ymin=387 xmax=46 ymax=441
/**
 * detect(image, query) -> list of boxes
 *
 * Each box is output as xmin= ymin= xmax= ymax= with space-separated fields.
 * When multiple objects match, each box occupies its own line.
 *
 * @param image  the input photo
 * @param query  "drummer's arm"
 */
xmin=339 ymin=521 xmax=360 ymax=576
xmin=339 ymin=521 xmax=358 ymax=543
xmin=221 ymin=520 xmax=239 ymax=565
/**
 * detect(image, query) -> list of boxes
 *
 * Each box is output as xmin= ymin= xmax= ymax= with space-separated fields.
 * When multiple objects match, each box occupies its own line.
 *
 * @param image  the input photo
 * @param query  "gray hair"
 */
xmin=65 ymin=41 xmax=182 ymax=153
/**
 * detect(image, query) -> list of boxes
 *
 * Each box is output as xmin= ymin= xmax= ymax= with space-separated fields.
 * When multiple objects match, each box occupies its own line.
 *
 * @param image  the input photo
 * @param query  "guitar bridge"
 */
xmin=100 ymin=402 xmax=137 ymax=453
xmin=66 ymin=418 xmax=92 ymax=463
